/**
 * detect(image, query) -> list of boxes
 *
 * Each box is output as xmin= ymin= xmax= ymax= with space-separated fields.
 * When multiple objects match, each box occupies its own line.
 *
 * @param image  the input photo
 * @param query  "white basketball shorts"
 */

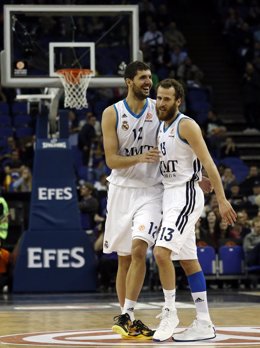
xmin=155 ymin=181 xmax=204 ymax=260
xmin=103 ymin=183 xmax=163 ymax=256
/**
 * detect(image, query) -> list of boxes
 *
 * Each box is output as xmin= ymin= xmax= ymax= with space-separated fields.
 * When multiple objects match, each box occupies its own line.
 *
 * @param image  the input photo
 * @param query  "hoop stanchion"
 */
xmin=56 ymin=69 xmax=93 ymax=110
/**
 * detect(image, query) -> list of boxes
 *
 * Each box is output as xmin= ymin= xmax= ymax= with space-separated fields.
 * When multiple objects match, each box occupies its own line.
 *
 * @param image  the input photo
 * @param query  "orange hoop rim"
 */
xmin=56 ymin=68 xmax=93 ymax=77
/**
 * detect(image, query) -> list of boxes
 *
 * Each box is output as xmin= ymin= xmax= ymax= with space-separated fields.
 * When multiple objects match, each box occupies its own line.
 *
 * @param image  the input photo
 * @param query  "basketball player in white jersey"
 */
xmin=102 ymin=61 xmax=162 ymax=339
xmin=153 ymin=79 xmax=237 ymax=342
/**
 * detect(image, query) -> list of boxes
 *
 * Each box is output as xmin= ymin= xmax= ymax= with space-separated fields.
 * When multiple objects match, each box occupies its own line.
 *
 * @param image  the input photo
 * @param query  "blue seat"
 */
xmin=218 ymin=245 xmax=245 ymax=275
xmin=0 ymin=102 xmax=10 ymax=114
xmin=0 ymin=127 xmax=13 ymax=138
xmin=15 ymin=127 xmax=33 ymax=138
xmin=189 ymin=100 xmax=211 ymax=114
xmin=0 ymin=114 xmax=12 ymax=127
xmin=197 ymin=246 xmax=217 ymax=275
xmin=187 ymin=87 xmax=209 ymax=103
xmin=12 ymin=102 xmax=28 ymax=115
xmin=13 ymin=114 xmax=31 ymax=127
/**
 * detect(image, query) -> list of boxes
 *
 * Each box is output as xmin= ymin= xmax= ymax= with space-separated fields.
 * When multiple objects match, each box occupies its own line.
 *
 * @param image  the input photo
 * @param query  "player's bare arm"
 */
xmin=102 ymin=106 xmax=160 ymax=169
xmin=179 ymin=118 xmax=237 ymax=225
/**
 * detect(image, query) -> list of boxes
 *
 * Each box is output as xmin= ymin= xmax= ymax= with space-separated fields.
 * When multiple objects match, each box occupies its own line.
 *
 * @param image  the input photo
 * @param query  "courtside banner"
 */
xmin=13 ymin=114 xmax=97 ymax=292
xmin=12 ymin=229 xmax=96 ymax=292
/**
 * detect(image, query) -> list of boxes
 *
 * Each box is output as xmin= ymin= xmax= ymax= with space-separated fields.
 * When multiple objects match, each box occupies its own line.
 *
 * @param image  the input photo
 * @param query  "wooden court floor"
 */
xmin=0 ymin=289 xmax=259 ymax=348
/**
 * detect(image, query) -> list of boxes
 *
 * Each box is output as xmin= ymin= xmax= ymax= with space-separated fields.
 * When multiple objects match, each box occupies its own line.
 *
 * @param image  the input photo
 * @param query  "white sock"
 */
xmin=163 ymin=288 xmax=176 ymax=311
xmin=191 ymin=291 xmax=211 ymax=321
xmin=123 ymin=298 xmax=136 ymax=321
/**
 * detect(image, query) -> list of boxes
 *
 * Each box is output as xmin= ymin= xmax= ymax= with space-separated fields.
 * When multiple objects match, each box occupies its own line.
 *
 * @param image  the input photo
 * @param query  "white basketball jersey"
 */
xmin=107 ymin=98 xmax=161 ymax=187
xmin=158 ymin=113 xmax=202 ymax=188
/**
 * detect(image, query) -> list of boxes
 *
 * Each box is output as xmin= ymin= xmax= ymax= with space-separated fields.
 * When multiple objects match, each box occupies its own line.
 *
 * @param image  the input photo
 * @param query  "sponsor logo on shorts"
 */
xmin=104 ymin=240 xmax=109 ymax=248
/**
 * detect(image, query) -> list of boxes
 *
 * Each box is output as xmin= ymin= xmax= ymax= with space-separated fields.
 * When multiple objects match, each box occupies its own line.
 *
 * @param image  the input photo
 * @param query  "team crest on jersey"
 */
xmin=122 ymin=114 xmax=127 ymax=118
xmin=145 ymin=112 xmax=153 ymax=122
xmin=138 ymin=224 xmax=145 ymax=231
xmin=122 ymin=121 xmax=129 ymax=130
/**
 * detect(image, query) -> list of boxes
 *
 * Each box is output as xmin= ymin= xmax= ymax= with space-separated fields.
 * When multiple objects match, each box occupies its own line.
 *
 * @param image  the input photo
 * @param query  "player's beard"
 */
xmin=133 ymin=83 xmax=150 ymax=100
xmin=156 ymin=102 xmax=178 ymax=122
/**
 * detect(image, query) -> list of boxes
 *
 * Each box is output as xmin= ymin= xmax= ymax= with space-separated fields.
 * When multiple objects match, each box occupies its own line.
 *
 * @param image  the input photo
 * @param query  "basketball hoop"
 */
xmin=56 ymin=68 xmax=93 ymax=110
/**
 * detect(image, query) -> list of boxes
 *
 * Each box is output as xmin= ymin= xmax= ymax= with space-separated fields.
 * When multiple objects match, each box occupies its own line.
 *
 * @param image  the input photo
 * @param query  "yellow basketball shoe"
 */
xmin=112 ymin=313 xmax=135 ymax=338
xmin=127 ymin=319 xmax=155 ymax=340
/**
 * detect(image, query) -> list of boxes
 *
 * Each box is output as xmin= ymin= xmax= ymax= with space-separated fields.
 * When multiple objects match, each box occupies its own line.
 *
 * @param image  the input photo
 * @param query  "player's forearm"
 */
xmin=203 ymin=160 xmax=226 ymax=202
xmin=106 ymin=153 xmax=141 ymax=169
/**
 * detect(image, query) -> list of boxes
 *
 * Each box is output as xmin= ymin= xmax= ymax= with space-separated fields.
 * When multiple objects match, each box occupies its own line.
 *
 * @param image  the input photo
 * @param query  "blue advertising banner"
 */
xmin=13 ymin=113 xmax=97 ymax=292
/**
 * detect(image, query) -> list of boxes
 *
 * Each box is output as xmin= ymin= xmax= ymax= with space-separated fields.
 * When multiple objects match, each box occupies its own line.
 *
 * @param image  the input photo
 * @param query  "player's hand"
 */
xmin=219 ymin=199 xmax=237 ymax=225
xmin=138 ymin=148 xmax=160 ymax=163
xmin=199 ymin=176 xmax=213 ymax=194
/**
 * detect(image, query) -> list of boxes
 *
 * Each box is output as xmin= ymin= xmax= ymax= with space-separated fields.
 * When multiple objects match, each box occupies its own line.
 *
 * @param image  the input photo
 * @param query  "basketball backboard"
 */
xmin=1 ymin=4 xmax=141 ymax=88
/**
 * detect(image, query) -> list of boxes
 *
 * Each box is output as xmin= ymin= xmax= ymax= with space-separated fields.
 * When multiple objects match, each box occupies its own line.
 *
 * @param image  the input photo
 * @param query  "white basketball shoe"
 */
xmin=173 ymin=319 xmax=216 ymax=342
xmin=153 ymin=308 xmax=179 ymax=342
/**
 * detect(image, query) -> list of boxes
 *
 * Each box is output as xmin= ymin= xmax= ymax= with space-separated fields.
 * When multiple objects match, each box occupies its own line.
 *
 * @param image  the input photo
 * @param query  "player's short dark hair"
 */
xmin=156 ymin=78 xmax=185 ymax=100
xmin=124 ymin=60 xmax=151 ymax=80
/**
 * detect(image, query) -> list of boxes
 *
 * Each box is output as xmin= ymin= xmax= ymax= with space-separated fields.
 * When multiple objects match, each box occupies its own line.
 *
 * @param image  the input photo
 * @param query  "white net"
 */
xmin=56 ymin=69 xmax=93 ymax=110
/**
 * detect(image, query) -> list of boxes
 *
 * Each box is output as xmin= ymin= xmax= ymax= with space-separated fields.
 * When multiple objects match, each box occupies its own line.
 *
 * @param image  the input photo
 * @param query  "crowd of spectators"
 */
xmin=0 ymin=0 xmax=260 ymax=291
xmin=215 ymin=0 xmax=260 ymax=132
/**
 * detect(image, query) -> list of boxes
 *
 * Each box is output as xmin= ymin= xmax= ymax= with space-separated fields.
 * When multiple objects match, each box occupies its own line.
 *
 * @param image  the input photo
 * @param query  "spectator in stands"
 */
xmin=0 ymin=195 xmax=9 ymax=248
xmin=2 ymin=169 xmax=22 ymax=193
xmin=19 ymin=135 xmax=35 ymax=170
xmin=247 ymin=0 xmax=260 ymax=26
xmin=78 ymin=114 xmax=97 ymax=166
xmin=168 ymin=44 xmax=188 ymax=73
xmin=243 ymin=216 xmax=260 ymax=266
xmin=10 ymin=166 xmax=32 ymax=192
xmin=67 ymin=110 xmax=80 ymax=147
xmin=78 ymin=182 xmax=103 ymax=231
xmin=6 ymin=137 xmax=17 ymax=154
xmin=236 ymin=21 xmax=254 ymax=69
xmin=228 ymin=209 xmax=251 ymax=245
xmin=5 ymin=150 xmax=23 ymax=171
xmin=227 ymin=182 xmax=247 ymax=210
xmin=157 ymin=4 xmax=172 ymax=31
xmin=153 ymin=45 xmax=171 ymax=80
xmin=94 ymin=173 xmax=108 ymax=194
xmin=177 ymin=56 xmax=204 ymax=88
xmin=79 ymin=111 xmax=101 ymax=137
xmin=142 ymin=21 xmax=164 ymax=63
xmin=242 ymin=62 xmax=260 ymax=132
xmin=199 ymin=210 xmax=220 ymax=249
xmin=221 ymin=167 xmax=237 ymax=191
xmin=220 ymin=136 xmax=240 ymax=158
xmin=164 ymin=21 xmax=187 ymax=48
xmin=0 ymin=246 xmax=11 ymax=292
xmin=216 ymin=220 xmax=232 ymax=247
xmin=240 ymin=165 xmax=260 ymax=195
xmin=203 ymin=110 xmax=227 ymax=158
xmin=203 ymin=193 xmax=219 ymax=218
xmin=68 ymin=110 xmax=80 ymax=134
xmin=248 ymin=180 xmax=260 ymax=206
xmin=138 ymin=0 xmax=156 ymax=17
